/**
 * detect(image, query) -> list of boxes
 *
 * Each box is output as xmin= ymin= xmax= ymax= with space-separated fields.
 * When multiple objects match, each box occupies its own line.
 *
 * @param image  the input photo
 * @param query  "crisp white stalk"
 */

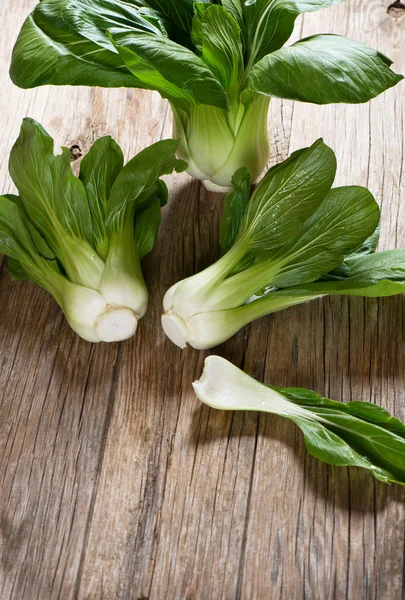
xmin=172 ymin=94 xmax=270 ymax=192
xmin=193 ymin=356 xmax=311 ymax=419
xmin=162 ymin=289 xmax=322 ymax=350
xmin=100 ymin=232 xmax=148 ymax=319
xmin=163 ymin=239 xmax=249 ymax=319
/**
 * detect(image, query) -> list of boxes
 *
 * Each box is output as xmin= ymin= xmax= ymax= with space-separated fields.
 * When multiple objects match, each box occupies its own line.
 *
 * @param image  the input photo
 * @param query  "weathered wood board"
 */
xmin=0 ymin=1 xmax=405 ymax=598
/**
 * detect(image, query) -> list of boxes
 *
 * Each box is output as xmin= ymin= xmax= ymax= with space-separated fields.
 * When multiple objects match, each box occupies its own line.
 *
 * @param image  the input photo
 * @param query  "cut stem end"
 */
xmin=95 ymin=307 xmax=138 ymax=342
xmin=161 ymin=313 xmax=188 ymax=349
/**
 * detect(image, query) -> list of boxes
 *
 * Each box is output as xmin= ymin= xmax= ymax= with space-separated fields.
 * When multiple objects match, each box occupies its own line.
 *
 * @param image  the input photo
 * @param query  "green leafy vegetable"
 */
xmin=0 ymin=118 xmax=186 ymax=342
xmin=10 ymin=0 xmax=403 ymax=191
xmin=162 ymin=139 xmax=405 ymax=349
xmin=193 ymin=356 xmax=405 ymax=486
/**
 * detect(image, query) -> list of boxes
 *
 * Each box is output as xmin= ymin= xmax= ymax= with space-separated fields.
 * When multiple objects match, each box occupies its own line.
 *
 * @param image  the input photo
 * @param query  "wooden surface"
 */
xmin=1 ymin=1 xmax=405 ymax=598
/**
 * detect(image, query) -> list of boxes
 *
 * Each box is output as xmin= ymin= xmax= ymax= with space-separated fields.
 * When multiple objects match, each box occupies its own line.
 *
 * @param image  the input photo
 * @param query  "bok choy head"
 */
xmin=162 ymin=139 xmax=405 ymax=349
xmin=10 ymin=0 xmax=403 ymax=191
xmin=0 ymin=119 xmax=186 ymax=342
xmin=193 ymin=356 xmax=405 ymax=486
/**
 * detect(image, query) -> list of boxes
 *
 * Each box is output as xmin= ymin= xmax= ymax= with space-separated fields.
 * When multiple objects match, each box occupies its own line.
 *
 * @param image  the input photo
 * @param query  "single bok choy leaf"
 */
xmin=162 ymin=139 xmax=405 ymax=349
xmin=193 ymin=356 xmax=405 ymax=486
xmin=10 ymin=0 xmax=403 ymax=191
xmin=0 ymin=118 xmax=186 ymax=342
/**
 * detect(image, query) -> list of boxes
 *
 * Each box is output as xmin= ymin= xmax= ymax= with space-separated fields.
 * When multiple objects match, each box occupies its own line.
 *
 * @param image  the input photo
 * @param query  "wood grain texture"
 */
xmin=0 ymin=1 xmax=404 ymax=599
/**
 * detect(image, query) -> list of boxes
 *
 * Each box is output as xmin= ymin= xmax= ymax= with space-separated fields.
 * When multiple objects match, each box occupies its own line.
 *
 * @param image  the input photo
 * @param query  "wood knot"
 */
xmin=387 ymin=1 xmax=405 ymax=18
xmin=69 ymin=144 xmax=82 ymax=162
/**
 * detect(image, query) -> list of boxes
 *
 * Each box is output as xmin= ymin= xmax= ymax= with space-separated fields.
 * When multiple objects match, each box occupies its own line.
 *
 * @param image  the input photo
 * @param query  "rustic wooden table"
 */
xmin=1 ymin=1 xmax=405 ymax=599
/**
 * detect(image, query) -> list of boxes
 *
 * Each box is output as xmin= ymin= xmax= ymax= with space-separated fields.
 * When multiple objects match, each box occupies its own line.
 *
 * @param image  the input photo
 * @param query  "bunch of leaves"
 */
xmin=11 ymin=0 xmax=403 ymax=110
xmin=0 ymin=118 xmax=186 ymax=342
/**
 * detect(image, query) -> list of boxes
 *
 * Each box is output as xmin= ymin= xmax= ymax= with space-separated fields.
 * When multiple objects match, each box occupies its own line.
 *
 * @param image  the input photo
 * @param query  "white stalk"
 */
xmin=172 ymin=94 xmax=270 ymax=192
xmin=193 ymin=356 xmax=311 ymax=419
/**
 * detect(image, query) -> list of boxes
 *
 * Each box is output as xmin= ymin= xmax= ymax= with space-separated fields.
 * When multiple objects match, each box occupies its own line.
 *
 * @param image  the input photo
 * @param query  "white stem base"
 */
xmin=201 ymin=179 xmax=232 ymax=193
xmin=161 ymin=313 xmax=188 ymax=349
xmin=95 ymin=307 xmax=138 ymax=342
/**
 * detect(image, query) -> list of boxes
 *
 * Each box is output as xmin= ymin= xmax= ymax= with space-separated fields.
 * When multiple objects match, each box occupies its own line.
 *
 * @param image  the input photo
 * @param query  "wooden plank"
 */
xmin=0 ymin=1 xmax=404 ymax=599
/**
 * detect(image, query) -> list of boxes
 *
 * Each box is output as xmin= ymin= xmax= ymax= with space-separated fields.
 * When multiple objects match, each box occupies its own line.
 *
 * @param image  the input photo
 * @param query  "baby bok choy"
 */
xmin=193 ymin=356 xmax=405 ymax=486
xmin=0 ymin=118 xmax=185 ymax=342
xmin=162 ymin=139 xmax=405 ymax=349
xmin=10 ymin=0 xmax=403 ymax=191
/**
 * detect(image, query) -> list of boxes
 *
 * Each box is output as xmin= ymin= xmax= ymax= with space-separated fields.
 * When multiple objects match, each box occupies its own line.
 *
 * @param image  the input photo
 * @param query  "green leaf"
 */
xmin=270 ymin=186 xmax=380 ymax=287
xmin=135 ymin=196 xmax=163 ymax=259
xmin=111 ymin=29 xmax=229 ymax=110
xmin=7 ymin=119 xmax=107 ymax=292
xmin=279 ymin=388 xmax=405 ymax=484
xmin=38 ymin=0 xmax=168 ymax=52
xmin=282 ymin=250 xmax=405 ymax=297
xmin=239 ymin=139 xmax=337 ymax=251
xmin=10 ymin=10 xmax=138 ymax=89
xmin=198 ymin=5 xmax=244 ymax=90
xmin=221 ymin=0 xmax=245 ymax=31
xmin=220 ymin=167 xmax=251 ymax=254
xmin=246 ymin=34 xmax=404 ymax=104
xmin=0 ymin=196 xmax=61 ymax=289
xmin=3 ymin=194 xmax=56 ymax=261
xmin=79 ymin=136 xmax=124 ymax=260
xmin=345 ymin=250 xmax=405 ymax=281
xmin=106 ymin=139 xmax=186 ymax=235
xmin=9 ymin=119 xmax=93 ymax=253
xmin=145 ymin=0 xmax=196 ymax=31
xmin=244 ymin=0 xmax=344 ymax=65
xmin=194 ymin=356 xmax=405 ymax=486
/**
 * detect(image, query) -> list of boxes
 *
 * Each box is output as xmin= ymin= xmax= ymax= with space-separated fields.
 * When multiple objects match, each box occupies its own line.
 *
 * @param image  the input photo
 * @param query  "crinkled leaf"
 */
xmin=246 ymin=34 xmax=403 ymax=104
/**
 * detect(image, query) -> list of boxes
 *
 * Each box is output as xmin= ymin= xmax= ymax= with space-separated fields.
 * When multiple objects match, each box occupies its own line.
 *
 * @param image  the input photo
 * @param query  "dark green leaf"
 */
xmin=273 ymin=384 xmax=405 ymax=484
xmin=145 ymin=0 xmax=195 ymax=31
xmin=0 ymin=196 xmax=61 ymax=288
xmin=221 ymin=0 xmax=244 ymax=31
xmin=244 ymin=0 xmax=344 ymax=65
xmin=9 ymin=119 xmax=93 ymax=253
xmin=3 ymin=194 xmax=56 ymax=261
xmin=238 ymin=139 xmax=337 ymax=250
xmin=246 ymin=34 xmax=404 ymax=104
xmin=10 ymin=11 xmax=138 ymax=89
xmin=39 ymin=0 xmax=168 ymax=52
xmin=79 ymin=136 xmax=124 ymax=260
xmin=106 ymin=139 xmax=186 ymax=234
xmin=199 ymin=5 xmax=244 ymax=89
xmin=135 ymin=196 xmax=163 ymax=258
xmin=270 ymin=186 xmax=380 ymax=287
xmin=220 ymin=167 xmax=251 ymax=254
xmin=111 ymin=29 xmax=229 ymax=110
